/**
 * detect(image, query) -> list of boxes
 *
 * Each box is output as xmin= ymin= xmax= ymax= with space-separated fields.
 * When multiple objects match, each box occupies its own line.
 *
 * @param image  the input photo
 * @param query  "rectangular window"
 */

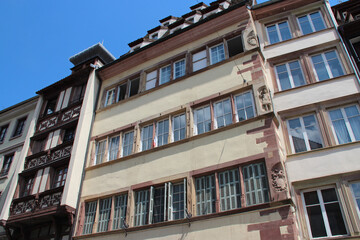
xmin=52 ymin=166 xmax=67 ymax=188
xmin=311 ymin=50 xmax=344 ymax=81
xmin=117 ymin=83 xmax=127 ymax=102
xmin=275 ymin=60 xmax=306 ymax=90
xmin=13 ymin=117 xmax=26 ymax=137
xmin=95 ymin=140 xmax=106 ymax=164
xmin=22 ymin=176 xmax=34 ymax=197
xmin=141 ymin=125 xmax=154 ymax=151
xmin=210 ymin=44 xmax=225 ymax=65
xmin=104 ymin=88 xmax=116 ymax=107
xmin=113 ymin=194 xmax=128 ymax=230
xmin=156 ymin=119 xmax=169 ymax=147
xmin=192 ymin=50 xmax=207 ymax=72
xmin=287 ymin=115 xmax=323 ymax=153
xmin=214 ymin=99 xmax=232 ymax=128
xmin=44 ymin=98 xmax=57 ymax=116
xmin=122 ymin=131 xmax=134 ymax=157
xmin=350 ymin=182 xmax=360 ymax=216
xmin=302 ymin=188 xmax=347 ymax=238
xmin=172 ymin=114 xmax=186 ymax=142
xmin=146 ymin=70 xmax=157 ymax=90
xmin=70 ymin=83 xmax=86 ymax=104
xmin=83 ymin=201 xmax=97 ymax=235
xmin=196 ymin=175 xmax=216 ymax=216
xmin=174 ymin=59 xmax=186 ymax=79
xmin=32 ymin=137 xmax=47 ymax=154
xmin=328 ymin=105 xmax=360 ymax=144
xmin=108 ymin=136 xmax=120 ymax=161
xmin=227 ymin=35 xmax=244 ymax=57
xmin=135 ymin=180 xmax=186 ymax=226
xmin=0 ymin=125 xmax=8 ymax=142
xmin=129 ymin=77 xmax=140 ymax=97
xmin=218 ymin=169 xmax=241 ymax=211
xmin=266 ymin=21 xmax=292 ymax=44
xmin=97 ymin=198 xmax=112 ymax=232
xmin=134 ymin=190 xmax=149 ymax=226
xmin=1 ymin=154 xmax=14 ymax=176
xmin=297 ymin=11 xmax=326 ymax=35
xmin=243 ymin=163 xmax=269 ymax=206
xmin=194 ymin=106 xmax=211 ymax=135
xmin=63 ymin=127 xmax=75 ymax=143
xmin=159 ymin=65 xmax=171 ymax=85
xmin=234 ymin=92 xmax=255 ymax=122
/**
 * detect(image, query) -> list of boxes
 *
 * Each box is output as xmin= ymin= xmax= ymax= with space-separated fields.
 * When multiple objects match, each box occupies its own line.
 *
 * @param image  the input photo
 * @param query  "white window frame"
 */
xmin=155 ymin=119 xmax=169 ymax=147
xmin=159 ymin=65 xmax=172 ymax=85
xmin=121 ymin=131 xmax=134 ymax=157
xmin=266 ymin=21 xmax=291 ymax=44
xmin=213 ymin=98 xmax=232 ymax=129
xmin=172 ymin=113 xmax=186 ymax=142
xmin=233 ymin=91 xmax=256 ymax=122
xmin=104 ymin=88 xmax=116 ymax=107
xmin=350 ymin=182 xmax=360 ymax=218
xmin=209 ymin=43 xmax=225 ymax=65
xmin=275 ymin=60 xmax=306 ymax=90
xmin=328 ymin=105 xmax=360 ymax=144
xmin=192 ymin=49 xmax=207 ymax=72
xmin=301 ymin=187 xmax=348 ymax=239
xmin=287 ymin=114 xmax=323 ymax=153
xmin=193 ymin=105 xmax=211 ymax=135
xmin=145 ymin=70 xmax=157 ymax=90
xmin=173 ymin=59 xmax=186 ymax=79
xmin=310 ymin=50 xmax=345 ymax=81
xmin=95 ymin=140 xmax=106 ymax=165
xmin=297 ymin=11 xmax=326 ymax=35
xmin=108 ymin=135 xmax=120 ymax=161
xmin=140 ymin=124 xmax=154 ymax=151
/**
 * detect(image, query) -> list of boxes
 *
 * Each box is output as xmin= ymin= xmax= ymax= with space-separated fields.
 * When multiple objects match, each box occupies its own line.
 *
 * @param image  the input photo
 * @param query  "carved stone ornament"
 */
xmin=246 ymin=30 xmax=257 ymax=46
xmin=258 ymin=86 xmax=272 ymax=112
xmin=271 ymin=164 xmax=287 ymax=192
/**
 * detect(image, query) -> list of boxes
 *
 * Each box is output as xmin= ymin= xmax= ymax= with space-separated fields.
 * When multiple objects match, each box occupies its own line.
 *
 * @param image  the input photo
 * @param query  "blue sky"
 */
xmin=0 ymin=0 xmax=345 ymax=110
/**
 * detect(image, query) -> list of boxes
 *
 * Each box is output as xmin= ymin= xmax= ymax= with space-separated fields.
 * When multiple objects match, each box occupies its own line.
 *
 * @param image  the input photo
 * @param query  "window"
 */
xmin=214 ymin=98 xmax=232 ymax=128
xmin=146 ymin=70 xmax=157 ymax=90
xmin=44 ymin=98 xmax=57 ymax=116
xmin=83 ymin=201 xmax=97 ymax=235
xmin=1 ymin=154 xmax=13 ymax=176
xmin=302 ymin=188 xmax=347 ymax=238
xmin=156 ymin=119 xmax=169 ymax=147
xmin=95 ymin=140 xmax=106 ymax=164
xmin=172 ymin=114 xmax=186 ymax=142
xmin=97 ymin=198 xmax=112 ymax=232
xmin=113 ymin=194 xmax=128 ymax=230
xmin=227 ymin=35 xmax=244 ymax=58
xmin=117 ymin=83 xmax=127 ymax=102
xmin=350 ymin=182 xmax=360 ymax=216
xmin=151 ymin=33 xmax=158 ymax=40
xmin=194 ymin=106 xmax=211 ymax=135
xmin=275 ymin=60 xmax=306 ymax=90
xmin=128 ymin=77 xmax=140 ymax=97
xmin=122 ymin=131 xmax=134 ymax=157
xmin=52 ymin=166 xmax=67 ymax=188
xmin=70 ymin=83 xmax=86 ymax=104
xmin=63 ymin=127 xmax=75 ymax=143
xmin=108 ymin=136 xmax=120 ymax=161
xmin=104 ymin=88 xmax=116 ymax=107
xmin=32 ymin=137 xmax=47 ymax=154
xmin=0 ymin=125 xmax=8 ymax=142
xmin=288 ymin=115 xmax=323 ymax=153
xmin=134 ymin=180 xmax=187 ymax=226
xmin=22 ymin=176 xmax=34 ymax=197
xmin=311 ymin=50 xmax=344 ymax=81
xmin=195 ymin=163 xmax=268 ymax=216
xmin=12 ymin=117 xmax=26 ymax=137
xmin=297 ymin=11 xmax=326 ymax=35
xmin=141 ymin=125 xmax=154 ymax=151
xmin=234 ymin=92 xmax=255 ymax=122
xmin=328 ymin=105 xmax=360 ymax=144
xmin=174 ymin=59 xmax=186 ymax=79
xmin=210 ymin=44 xmax=225 ymax=65
xmin=266 ymin=21 xmax=292 ymax=44
xmin=159 ymin=65 xmax=171 ymax=85
xmin=192 ymin=50 xmax=207 ymax=72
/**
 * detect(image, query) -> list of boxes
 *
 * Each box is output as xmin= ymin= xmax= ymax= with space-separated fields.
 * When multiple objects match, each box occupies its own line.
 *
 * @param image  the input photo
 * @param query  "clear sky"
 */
xmin=0 ymin=0 xmax=345 ymax=110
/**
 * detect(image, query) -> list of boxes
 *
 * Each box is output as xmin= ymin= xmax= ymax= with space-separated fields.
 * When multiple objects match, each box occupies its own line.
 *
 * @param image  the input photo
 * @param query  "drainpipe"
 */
xmin=324 ymin=0 xmax=360 ymax=84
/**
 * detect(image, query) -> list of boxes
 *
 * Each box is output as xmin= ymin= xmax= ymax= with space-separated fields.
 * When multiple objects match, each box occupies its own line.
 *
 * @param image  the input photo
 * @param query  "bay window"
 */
xmin=328 ymin=105 xmax=360 ymax=144
xmin=275 ymin=60 xmax=306 ymax=90
xmin=302 ymin=188 xmax=347 ymax=238
xmin=287 ymin=114 xmax=323 ymax=153
xmin=311 ymin=50 xmax=344 ymax=81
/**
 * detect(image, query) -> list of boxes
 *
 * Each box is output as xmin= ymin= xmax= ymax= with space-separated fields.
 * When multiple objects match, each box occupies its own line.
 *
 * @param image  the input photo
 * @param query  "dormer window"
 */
xmin=163 ymin=22 xmax=169 ymax=27
xmin=188 ymin=18 xmax=194 ymax=23
xmin=151 ymin=33 xmax=158 ymax=40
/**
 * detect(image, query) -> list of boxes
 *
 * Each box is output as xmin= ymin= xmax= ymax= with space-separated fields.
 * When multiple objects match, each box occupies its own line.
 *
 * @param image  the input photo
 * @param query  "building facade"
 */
xmin=252 ymin=0 xmax=360 ymax=238
xmin=4 ymin=44 xmax=114 ymax=240
xmin=0 ymin=97 xmax=38 ymax=239
xmin=73 ymin=1 xmax=298 ymax=240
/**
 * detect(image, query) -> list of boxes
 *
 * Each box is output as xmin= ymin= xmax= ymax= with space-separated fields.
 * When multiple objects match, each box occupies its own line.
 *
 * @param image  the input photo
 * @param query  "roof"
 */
xmin=0 ymin=96 xmax=39 ymax=115
xmin=69 ymin=43 xmax=115 ymax=67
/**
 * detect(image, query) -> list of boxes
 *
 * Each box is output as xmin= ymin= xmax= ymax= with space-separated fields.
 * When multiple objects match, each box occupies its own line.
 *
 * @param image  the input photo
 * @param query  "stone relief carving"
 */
xmin=258 ymin=86 xmax=272 ymax=112
xmin=246 ymin=30 xmax=257 ymax=46
xmin=271 ymin=163 xmax=287 ymax=192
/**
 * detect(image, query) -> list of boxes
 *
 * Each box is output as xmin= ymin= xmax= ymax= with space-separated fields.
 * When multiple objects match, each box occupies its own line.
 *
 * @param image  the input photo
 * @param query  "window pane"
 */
xmin=243 ymin=163 xmax=269 ymax=206
xmin=289 ymin=61 xmax=306 ymax=87
xmin=113 ymin=194 xmax=127 ymax=230
xmin=153 ymin=187 xmax=165 ymax=223
xmin=303 ymin=115 xmax=323 ymax=150
xmin=173 ymin=114 xmax=186 ymax=142
xmin=210 ymin=44 xmax=225 ymax=64
xmin=134 ymin=190 xmax=149 ymax=226
xmin=278 ymin=21 xmax=291 ymax=41
xmin=214 ymin=99 xmax=232 ymax=128
xmin=298 ymin=15 xmax=313 ymax=35
xmin=122 ymin=131 xmax=134 ymax=157
xmin=276 ymin=64 xmax=292 ymax=90
xmin=325 ymin=51 xmax=344 ymax=78
xmin=157 ymin=119 xmax=169 ymax=146
xmin=324 ymin=203 xmax=347 ymax=236
xmin=329 ymin=109 xmax=351 ymax=144
xmin=97 ymin=198 xmax=112 ymax=232
xmin=307 ymin=205 xmax=327 ymax=238
xmin=267 ymin=25 xmax=280 ymax=44
xmin=174 ymin=59 xmax=186 ymax=79
xmin=219 ymin=169 xmax=241 ymax=211
xmin=312 ymin=54 xmax=330 ymax=81
xmin=172 ymin=183 xmax=185 ymax=220
xmin=195 ymin=175 xmax=216 ymax=215
xmin=129 ymin=78 xmax=140 ymax=97
xmin=141 ymin=125 xmax=153 ymax=151
xmin=146 ymin=71 xmax=157 ymax=90
xmin=235 ymin=92 xmax=254 ymax=121
xmin=160 ymin=65 xmax=171 ymax=85
xmin=109 ymin=136 xmax=119 ymax=160
xmin=95 ymin=140 xmax=106 ymax=164
xmin=83 ymin=201 xmax=97 ymax=235
xmin=345 ymin=106 xmax=360 ymax=140
xmin=288 ymin=118 xmax=307 ymax=153
xmin=351 ymin=182 xmax=360 ymax=212
xmin=117 ymin=84 xmax=127 ymax=101
xmin=310 ymin=12 xmax=325 ymax=31
xmin=194 ymin=106 xmax=211 ymax=135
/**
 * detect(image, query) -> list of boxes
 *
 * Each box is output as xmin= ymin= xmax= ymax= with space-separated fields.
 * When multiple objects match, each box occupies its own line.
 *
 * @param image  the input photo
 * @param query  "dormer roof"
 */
xmin=190 ymin=2 xmax=208 ymax=11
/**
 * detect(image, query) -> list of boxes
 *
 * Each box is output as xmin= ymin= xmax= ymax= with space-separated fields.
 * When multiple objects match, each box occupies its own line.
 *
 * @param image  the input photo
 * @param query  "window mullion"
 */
xmin=215 ymin=172 xmax=220 ymax=212
xmin=317 ymin=189 xmax=333 ymax=237
xmin=308 ymin=15 xmax=316 ymax=32
xmin=342 ymin=108 xmax=356 ymax=141
xmin=148 ymin=186 xmax=154 ymax=224
xmin=168 ymin=182 xmax=173 ymax=220
xmin=301 ymin=117 xmax=311 ymax=151
xmin=323 ymin=53 xmax=333 ymax=78
xmin=164 ymin=182 xmax=168 ymax=221
xmin=276 ymin=24 xmax=281 ymax=41
xmin=183 ymin=178 xmax=187 ymax=219
xmin=286 ymin=63 xmax=295 ymax=88
xmin=210 ymin=101 xmax=215 ymax=130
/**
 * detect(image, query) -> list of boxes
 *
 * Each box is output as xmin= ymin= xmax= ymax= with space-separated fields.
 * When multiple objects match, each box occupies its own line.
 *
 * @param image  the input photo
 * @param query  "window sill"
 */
xmin=263 ymin=27 xmax=334 ymax=49
xmin=9 ymin=135 xmax=22 ymax=141
xmin=96 ymin=48 xmax=259 ymax=114
xmin=0 ymin=174 xmax=8 ymax=180
xmin=286 ymin=140 xmax=360 ymax=158
xmin=86 ymin=112 xmax=275 ymax=171
xmin=74 ymin=199 xmax=292 ymax=239
xmin=273 ymin=73 xmax=355 ymax=95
